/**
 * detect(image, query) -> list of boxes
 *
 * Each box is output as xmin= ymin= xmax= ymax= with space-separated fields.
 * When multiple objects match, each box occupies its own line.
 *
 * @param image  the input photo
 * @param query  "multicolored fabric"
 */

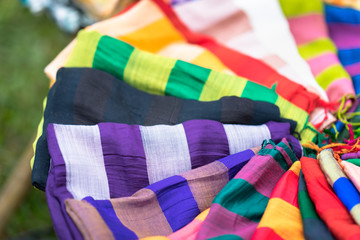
xmin=346 ymin=158 xmax=360 ymax=166
xmin=252 ymin=161 xmax=303 ymax=240
xmin=342 ymin=161 xmax=360 ymax=193
xmin=324 ymin=0 xmax=360 ymax=10
xmin=173 ymin=0 xmax=328 ymax=102
xmin=298 ymin=170 xmax=334 ymax=240
xmin=45 ymin=0 xmax=326 ymax=119
xmin=46 ymin=120 xmax=299 ymax=198
xmin=64 ymin=30 xmax=311 ymax=137
xmin=318 ymin=149 xmax=360 ymax=225
xmin=46 ymin=142 xmax=260 ymax=239
xmin=193 ymin=139 xmax=298 ymax=239
xmin=325 ymin=4 xmax=360 ymax=94
xmin=301 ymin=156 xmax=360 ymax=239
xmin=278 ymin=0 xmax=355 ymax=103
xmin=32 ymin=68 xmax=292 ymax=191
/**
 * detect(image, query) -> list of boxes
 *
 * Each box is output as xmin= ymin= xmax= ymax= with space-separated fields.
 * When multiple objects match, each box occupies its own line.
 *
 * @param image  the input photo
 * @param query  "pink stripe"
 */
xmin=326 ymin=78 xmax=355 ymax=102
xmin=288 ymin=14 xmax=328 ymax=45
xmin=345 ymin=62 xmax=360 ymax=77
xmin=168 ymin=219 xmax=203 ymax=240
xmin=197 ymin=204 xmax=257 ymax=240
xmin=328 ymin=23 xmax=360 ymax=49
xmin=234 ymin=155 xmax=286 ymax=198
xmin=307 ymin=52 xmax=340 ymax=76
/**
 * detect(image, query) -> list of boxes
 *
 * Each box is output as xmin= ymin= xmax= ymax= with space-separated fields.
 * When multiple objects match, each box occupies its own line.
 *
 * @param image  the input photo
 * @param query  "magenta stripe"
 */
xmin=196 ymin=204 xmax=257 ymax=240
xmin=275 ymin=146 xmax=293 ymax=167
xmin=345 ymin=62 xmax=360 ymax=77
xmin=183 ymin=120 xmax=229 ymax=169
xmin=234 ymin=154 xmax=285 ymax=197
xmin=288 ymin=14 xmax=328 ymax=45
xmin=307 ymin=52 xmax=339 ymax=76
xmin=328 ymin=23 xmax=360 ymax=49
xmin=98 ymin=123 xmax=148 ymax=198
xmin=326 ymin=78 xmax=355 ymax=103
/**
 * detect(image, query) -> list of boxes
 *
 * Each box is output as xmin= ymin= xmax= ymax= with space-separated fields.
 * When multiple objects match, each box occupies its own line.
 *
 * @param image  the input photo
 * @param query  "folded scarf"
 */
xmin=318 ymin=149 xmax=360 ymax=225
xmin=47 ymin=143 xmax=260 ymax=239
xmin=301 ymin=156 xmax=360 ymax=239
xmin=173 ymin=0 xmax=328 ymax=102
xmin=32 ymin=68 xmax=292 ymax=190
xmin=45 ymin=0 xmax=326 ymax=118
xmin=298 ymin=170 xmax=334 ymax=240
xmin=64 ymin=30 xmax=312 ymax=138
xmin=341 ymin=161 xmax=360 ymax=195
xmin=252 ymin=161 xmax=303 ymax=240
xmin=194 ymin=139 xmax=298 ymax=240
xmin=326 ymin=4 xmax=360 ymax=94
xmin=278 ymin=0 xmax=355 ymax=103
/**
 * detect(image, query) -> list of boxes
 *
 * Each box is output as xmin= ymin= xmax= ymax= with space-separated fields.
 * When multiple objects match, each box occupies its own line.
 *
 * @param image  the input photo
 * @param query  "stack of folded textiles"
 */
xmin=31 ymin=0 xmax=360 ymax=239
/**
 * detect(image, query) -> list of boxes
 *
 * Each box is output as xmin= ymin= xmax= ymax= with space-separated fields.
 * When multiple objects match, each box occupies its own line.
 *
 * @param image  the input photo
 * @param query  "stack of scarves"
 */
xmin=30 ymin=0 xmax=360 ymax=239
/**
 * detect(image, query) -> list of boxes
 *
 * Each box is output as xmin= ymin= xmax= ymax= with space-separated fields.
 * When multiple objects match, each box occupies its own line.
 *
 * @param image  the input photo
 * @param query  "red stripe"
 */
xmin=151 ymin=0 xmax=322 ymax=114
xmin=252 ymin=227 xmax=284 ymax=240
xmin=270 ymin=170 xmax=299 ymax=207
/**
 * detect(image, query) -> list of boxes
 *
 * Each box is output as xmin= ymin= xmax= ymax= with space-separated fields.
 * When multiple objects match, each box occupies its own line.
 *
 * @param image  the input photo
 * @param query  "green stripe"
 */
xmin=241 ymin=81 xmax=278 ymax=104
xmin=298 ymin=191 xmax=320 ymax=220
xmin=346 ymin=159 xmax=360 ymax=167
xmin=213 ymin=179 xmax=268 ymax=222
xmin=278 ymin=142 xmax=298 ymax=164
xmin=278 ymin=0 xmax=322 ymax=17
xmin=258 ymin=148 xmax=289 ymax=171
xmin=65 ymin=30 xmax=101 ymax=68
xmin=165 ymin=60 xmax=210 ymax=99
xmin=209 ymin=235 xmax=244 ymax=240
xmin=93 ymin=35 xmax=134 ymax=81
xmin=316 ymin=64 xmax=350 ymax=89
xmin=298 ymin=38 xmax=336 ymax=60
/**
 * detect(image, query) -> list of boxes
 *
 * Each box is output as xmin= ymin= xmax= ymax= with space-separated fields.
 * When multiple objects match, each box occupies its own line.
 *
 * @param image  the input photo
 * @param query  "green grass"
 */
xmin=0 ymin=1 xmax=71 ymax=238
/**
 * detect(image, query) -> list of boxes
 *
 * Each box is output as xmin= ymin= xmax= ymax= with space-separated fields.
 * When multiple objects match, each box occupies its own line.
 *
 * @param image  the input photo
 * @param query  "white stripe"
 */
xmin=223 ymin=124 xmax=271 ymax=154
xmin=54 ymin=124 xmax=110 ymax=200
xmin=140 ymin=124 xmax=192 ymax=184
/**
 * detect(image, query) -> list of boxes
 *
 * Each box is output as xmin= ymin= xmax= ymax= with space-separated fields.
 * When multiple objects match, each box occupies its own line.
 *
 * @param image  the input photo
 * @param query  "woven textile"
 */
xmin=298 ymin=170 xmax=334 ymax=240
xmin=45 ymin=0 xmax=326 ymax=118
xmin=278 ymin=0 xmax=355 ymax=103
xmin=347 ymin=158 xmax=360 ymax=166
xmin=341 ymin=161 xmax=360 ymax=194
xmin=301 ymin=156 xmax=360 ymax=239
xmin=47 ymin=143 xmax=260 ymax=239
xmin=64 ymin=30 xmax=311 ymax=136
xmin=193 ymin=139 xmax=298 ymax=240
xmin=32 ymin=68 xmax=292 ymax=190
xmin=173 ymin=0 xmax=328 ymax=102
xmin=252 ymin=161 xmax=304 ymax=240
xmin=318 ymin=149 xmax=360 ymax=225
xmin=326 ymin=4 xmax=360 ymax=94
xmin=324 ymin=0 xmax=360 ymax=10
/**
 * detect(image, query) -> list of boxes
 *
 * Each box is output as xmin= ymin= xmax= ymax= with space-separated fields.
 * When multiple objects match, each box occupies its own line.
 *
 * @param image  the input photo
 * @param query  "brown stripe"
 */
xmin=65 ymin=199 xmax=115 ymax=240
xmin=110 ymin=188 xmax=173 ymax=238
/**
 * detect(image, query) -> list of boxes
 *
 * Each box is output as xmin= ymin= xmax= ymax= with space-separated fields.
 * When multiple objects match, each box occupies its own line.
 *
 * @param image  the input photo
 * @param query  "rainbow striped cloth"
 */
xmin=278 ymin=0 xmax=355 ymax=103
xmin=318 ymin=149 xmax=360 ymax=225
xmin=252 ymin=161 xmax=303 ymax=240
xmin=191 ymin=139 xmax=298 ymax=239
xmin=64 ymin=30 xmax=314 ymax=141
xmin=301 ymin=156 xmax=360 ymax=239
xmin=325 ymin=4 xmax=360 ymax=94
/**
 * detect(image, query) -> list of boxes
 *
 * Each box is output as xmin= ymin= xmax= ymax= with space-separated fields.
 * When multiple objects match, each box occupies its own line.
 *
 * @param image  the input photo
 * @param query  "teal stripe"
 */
xmin=241 ymin=81 xmax=278 ymax=103
xmin=209 ymin=234 xmax=244 ymax=240
xmin=278 ymin=141 xmax=298 ymax=164
xmin=258 ymin=147 xmax=288 ymax=171
xmin=93 ymin=35 xmax=135 ymax=81
xmin=213 ymin=178 xmax=268 ymax=222
xmin=165 ymin=60 xmax=210 ymax=99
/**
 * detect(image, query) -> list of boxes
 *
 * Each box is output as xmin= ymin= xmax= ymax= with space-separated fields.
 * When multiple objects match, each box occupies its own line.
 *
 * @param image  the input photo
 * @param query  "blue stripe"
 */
xmin=353 ymin=75 xmax=360 ymax=95
xmin=325 ymin=4 xmax=360 ymax=24
xmin=84 ymin=196 xmax=138 ymax=239
xmin=333 ymin=177 xmax=360 ymax=211
xmin=146 ymin=175 xmax=200 ymax=232
xmin=338 ymin=48 xmax=360 ymax=66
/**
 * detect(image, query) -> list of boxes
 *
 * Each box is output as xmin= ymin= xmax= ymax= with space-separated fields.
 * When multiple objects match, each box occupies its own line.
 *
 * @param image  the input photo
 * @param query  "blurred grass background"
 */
xmin=0 ymin=1 xmax=71 ymax=238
